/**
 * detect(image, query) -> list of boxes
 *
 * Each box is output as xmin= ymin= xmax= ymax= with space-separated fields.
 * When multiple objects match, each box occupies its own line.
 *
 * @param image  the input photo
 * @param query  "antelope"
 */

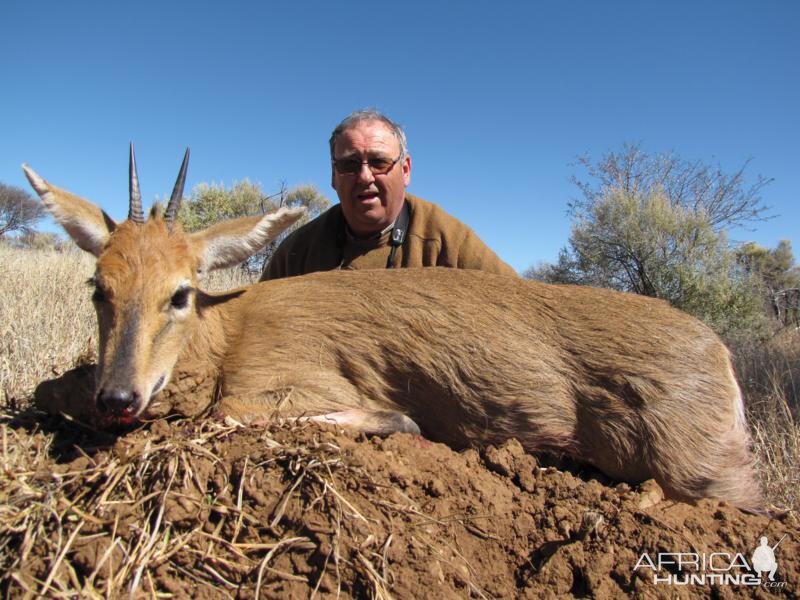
xmin=23 ymin=148 xmax=763 ymax=511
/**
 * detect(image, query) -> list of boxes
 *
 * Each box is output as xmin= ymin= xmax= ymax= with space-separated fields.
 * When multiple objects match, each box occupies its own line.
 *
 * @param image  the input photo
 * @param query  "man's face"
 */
xmin=331 ymin=120 xmax=411 ymax=236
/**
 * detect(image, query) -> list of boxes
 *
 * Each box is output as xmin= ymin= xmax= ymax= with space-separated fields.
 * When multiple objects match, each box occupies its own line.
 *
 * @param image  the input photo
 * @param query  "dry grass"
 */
xmin=0 ymin=244 xmax=96 ymax=402
xmin=201 ymin=265 xmax=261 ymax=293
xmin=731 ymin=331 xmax=800 ymax=512
xmin=0 ymin=243 xmax=255 ymax=403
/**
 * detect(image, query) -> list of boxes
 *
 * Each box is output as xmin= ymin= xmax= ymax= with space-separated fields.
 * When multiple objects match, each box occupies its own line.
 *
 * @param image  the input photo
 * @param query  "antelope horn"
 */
xmin=128 ymin=143 xmax=145 ymax=224
xmin=164 ymin=147 xmax=190 ymax=225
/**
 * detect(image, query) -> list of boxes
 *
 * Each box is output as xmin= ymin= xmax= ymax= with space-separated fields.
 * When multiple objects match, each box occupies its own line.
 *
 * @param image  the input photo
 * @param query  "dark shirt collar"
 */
xmin=344 ymin=220 xmax=395 ymax=242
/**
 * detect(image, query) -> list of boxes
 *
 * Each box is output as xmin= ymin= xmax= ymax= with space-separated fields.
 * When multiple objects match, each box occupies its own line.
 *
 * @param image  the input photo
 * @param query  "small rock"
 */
xmin=427 ymin=478 xmax=446 ymax=497
xmin=150 ymin=419 xmax=171 ymax=438
xmin=578 ymin=510 xmax=604 ymax=540
xmin=518 ymin=469 xmax=537 ymax=492
xmin=427 ymin=560 xmax=445 ymax=583
xmin=636 ymin=479 xmax=664 ymax=509
xmin=453 ymin=563 xmax=471 ymax=586
xmin=483 ymin=445 xmax=513 ymax=477
xmin=557 ymin=519 xmax=572 ymax=538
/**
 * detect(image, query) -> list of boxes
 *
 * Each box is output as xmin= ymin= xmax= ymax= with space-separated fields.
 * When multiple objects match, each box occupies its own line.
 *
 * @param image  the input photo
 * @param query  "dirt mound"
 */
xmin=1 ymin=367 xmax=798 ymax=598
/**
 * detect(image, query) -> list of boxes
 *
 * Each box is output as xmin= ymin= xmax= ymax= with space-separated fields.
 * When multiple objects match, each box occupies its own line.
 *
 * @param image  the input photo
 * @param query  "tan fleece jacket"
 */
xmin=260 ymin=194 xmax=516 ymax=280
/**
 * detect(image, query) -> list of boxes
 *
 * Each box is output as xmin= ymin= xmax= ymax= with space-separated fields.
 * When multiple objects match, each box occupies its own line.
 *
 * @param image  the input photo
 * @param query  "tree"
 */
xmin=177 ymin=180 xmax=331 ymax=271
xmin=526 ymin=186 xmax=768 ymax=338
xmin=15 ymin=230 xmax=61 ymax=251
xmin=736 ymin=240 xmax=800 ymax=328
xmin=0 ymin=182 xmax=45 ymax=237
xmin=737 ymin=240 xmax=800 ymax=294
xmin=527 ymin=144 xmax=775 ymax=339
xmin=282 ymin=184 xmax=330 ymax=216
xmin=178 ymin=180 xmax=265 ymax=232
xmin=570 ymin=142 xmax=773 ymax=231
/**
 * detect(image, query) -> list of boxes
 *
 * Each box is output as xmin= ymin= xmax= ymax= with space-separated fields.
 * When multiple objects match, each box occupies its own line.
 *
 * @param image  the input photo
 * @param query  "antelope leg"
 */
xmin=307 ymin=409 xmax=421 ymax=436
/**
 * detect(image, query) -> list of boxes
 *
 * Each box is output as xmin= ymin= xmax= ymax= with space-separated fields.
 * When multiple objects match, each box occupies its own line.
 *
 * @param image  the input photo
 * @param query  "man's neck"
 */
xmin=345 ymin=220 xmax=395 ymax=241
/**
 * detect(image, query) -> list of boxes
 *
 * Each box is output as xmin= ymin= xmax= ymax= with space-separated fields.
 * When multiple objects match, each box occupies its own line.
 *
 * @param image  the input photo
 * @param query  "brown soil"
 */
xmin=1 ymin=365 xmax=798 ymax=598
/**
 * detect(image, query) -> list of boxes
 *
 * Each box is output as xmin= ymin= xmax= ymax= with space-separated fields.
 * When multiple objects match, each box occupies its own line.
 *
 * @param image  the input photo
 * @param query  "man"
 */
xmin=261 ymin=110 xmax=516 ymax=280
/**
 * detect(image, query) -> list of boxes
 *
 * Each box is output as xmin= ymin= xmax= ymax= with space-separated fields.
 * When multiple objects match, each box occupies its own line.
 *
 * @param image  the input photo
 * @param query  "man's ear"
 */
xmin=190 ymin=206 xmax=306 ymax=272
xmin=22 ymin=165 xmax=116 ymax=256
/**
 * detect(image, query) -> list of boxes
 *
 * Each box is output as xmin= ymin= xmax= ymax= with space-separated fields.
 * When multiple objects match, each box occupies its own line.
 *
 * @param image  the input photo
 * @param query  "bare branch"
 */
xmin=0 ymin=183 xmax=45 ymax=237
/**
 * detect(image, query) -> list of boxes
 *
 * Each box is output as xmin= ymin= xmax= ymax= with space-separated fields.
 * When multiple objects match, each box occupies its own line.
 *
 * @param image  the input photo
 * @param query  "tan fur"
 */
xmin=24 ymin=165 xmax=763 ymax=511
xmin=22 ymin=165 xmax=114 ymax=255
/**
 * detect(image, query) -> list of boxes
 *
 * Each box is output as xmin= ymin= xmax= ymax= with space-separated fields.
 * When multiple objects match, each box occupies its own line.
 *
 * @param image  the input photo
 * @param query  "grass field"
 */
xmin=1 ymin=242 xmax=797 ymax=511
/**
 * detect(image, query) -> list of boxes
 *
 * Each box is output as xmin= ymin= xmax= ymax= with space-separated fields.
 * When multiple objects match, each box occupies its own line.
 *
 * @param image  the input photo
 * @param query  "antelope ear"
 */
xmin=22 ymin=165 xmax=116 ymax=256
xmin=190 ymin=206 xmax=306 ymax=272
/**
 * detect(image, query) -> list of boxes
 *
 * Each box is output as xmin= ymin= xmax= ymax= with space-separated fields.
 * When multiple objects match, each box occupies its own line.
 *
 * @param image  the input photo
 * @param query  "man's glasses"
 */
xmin=332 ymin=154 xmax=402 ymax=175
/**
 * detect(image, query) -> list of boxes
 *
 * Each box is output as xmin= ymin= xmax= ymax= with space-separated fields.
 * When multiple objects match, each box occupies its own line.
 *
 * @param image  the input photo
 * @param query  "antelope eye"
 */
xmin=88 ymin=278 xmax=107 ymax=303
xmin=170 ymin=287 xmax=192 ymax=309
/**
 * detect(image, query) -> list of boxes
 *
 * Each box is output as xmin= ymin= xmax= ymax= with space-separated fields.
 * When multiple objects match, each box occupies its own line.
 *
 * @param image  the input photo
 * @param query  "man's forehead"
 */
xmin=334 ymin=120 xmax=399 ymax=155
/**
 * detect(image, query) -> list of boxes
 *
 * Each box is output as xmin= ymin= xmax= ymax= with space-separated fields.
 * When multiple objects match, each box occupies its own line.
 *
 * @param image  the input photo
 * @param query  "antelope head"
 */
xmin=23 ymin=146 xmax=305 ymax=425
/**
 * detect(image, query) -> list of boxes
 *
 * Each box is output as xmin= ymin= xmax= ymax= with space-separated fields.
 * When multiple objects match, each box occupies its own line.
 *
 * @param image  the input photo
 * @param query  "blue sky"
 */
xmin=2 ymin=1 xmax=797 ymax=272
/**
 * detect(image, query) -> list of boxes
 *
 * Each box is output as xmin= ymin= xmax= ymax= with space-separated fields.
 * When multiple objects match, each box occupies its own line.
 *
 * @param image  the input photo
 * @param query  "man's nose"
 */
xmin=356 ymin=162 xmax=376 ymax=183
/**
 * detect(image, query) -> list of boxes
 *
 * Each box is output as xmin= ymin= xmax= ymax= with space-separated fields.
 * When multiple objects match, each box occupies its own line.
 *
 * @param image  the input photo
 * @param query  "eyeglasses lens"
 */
xmin=334 ymin=156 xmax=397 ymax=175
xmin=335 ymin=160 xmax=361 ymax=174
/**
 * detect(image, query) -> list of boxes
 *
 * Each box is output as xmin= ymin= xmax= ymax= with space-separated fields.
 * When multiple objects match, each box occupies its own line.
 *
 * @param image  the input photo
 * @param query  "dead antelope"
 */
xmin=23 ymin=148 xmax=762 ymax=511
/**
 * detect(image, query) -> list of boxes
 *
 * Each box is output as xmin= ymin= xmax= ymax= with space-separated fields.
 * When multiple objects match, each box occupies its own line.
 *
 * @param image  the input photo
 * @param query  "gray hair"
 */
xmin=329 ymin=109 xmax=408 ymax=159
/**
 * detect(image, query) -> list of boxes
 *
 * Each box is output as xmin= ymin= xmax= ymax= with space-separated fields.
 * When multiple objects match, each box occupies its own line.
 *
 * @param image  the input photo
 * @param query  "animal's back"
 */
xmin=217 ymin=268 xmax=758 ymax=509
xmin=224 ymin=267 xmax=733 ymax=430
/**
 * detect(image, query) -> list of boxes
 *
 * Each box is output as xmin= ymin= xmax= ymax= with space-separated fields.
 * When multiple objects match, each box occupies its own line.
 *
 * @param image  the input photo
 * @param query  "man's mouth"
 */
xmin=356 ymin=191 xmax=380 ymax=202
